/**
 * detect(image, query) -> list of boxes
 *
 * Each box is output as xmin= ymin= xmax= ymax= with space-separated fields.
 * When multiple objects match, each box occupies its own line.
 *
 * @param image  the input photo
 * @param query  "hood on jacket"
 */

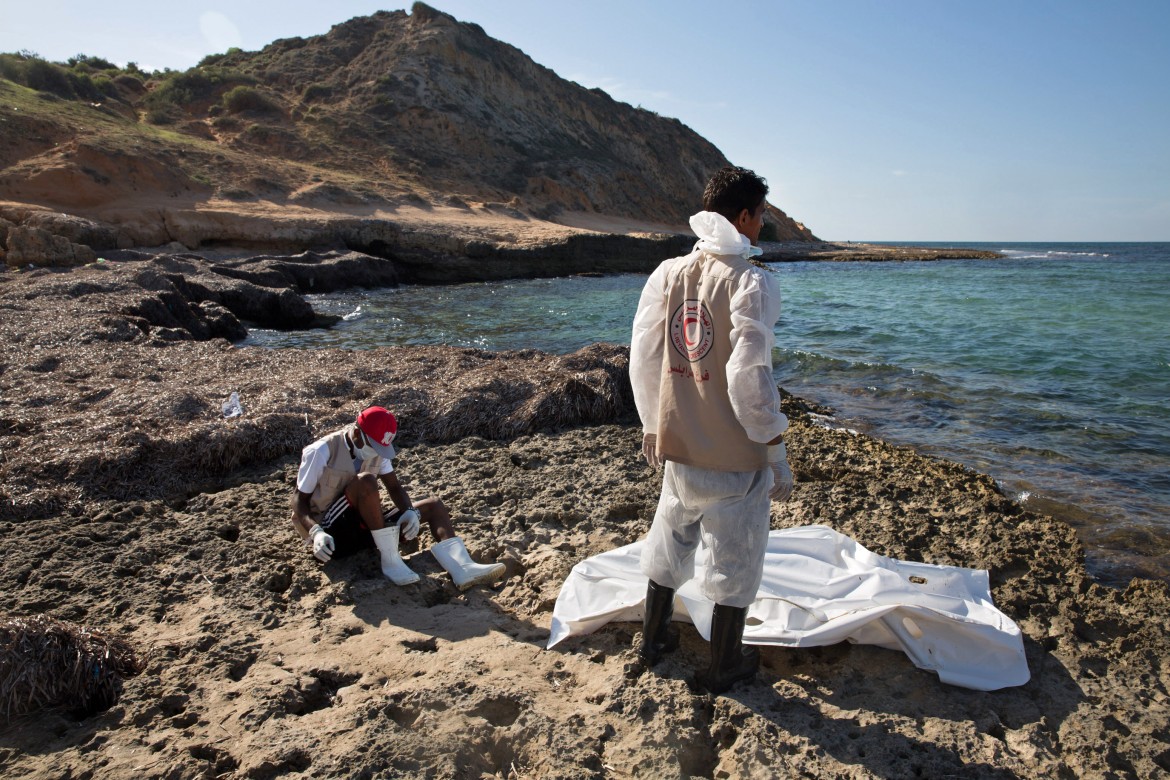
xmin=689 ymin=211 xmax=763 ymax=259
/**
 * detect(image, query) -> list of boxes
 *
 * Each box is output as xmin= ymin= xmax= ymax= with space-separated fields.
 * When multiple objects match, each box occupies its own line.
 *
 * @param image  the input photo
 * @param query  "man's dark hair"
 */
xmin=702 ymin=166 xmax=769 ymax=223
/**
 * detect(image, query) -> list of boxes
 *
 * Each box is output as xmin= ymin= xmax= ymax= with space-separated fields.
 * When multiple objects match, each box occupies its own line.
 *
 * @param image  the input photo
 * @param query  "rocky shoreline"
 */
xmin=759 ymin=241 xmax=1002 ymax=262
xmin=1 ymin=252 xmax=1166 ymax=779
xmin=1 ymin=203 xmax=1003 ymax=288
xmin=0 ymin=202 xmax=699 ymax=284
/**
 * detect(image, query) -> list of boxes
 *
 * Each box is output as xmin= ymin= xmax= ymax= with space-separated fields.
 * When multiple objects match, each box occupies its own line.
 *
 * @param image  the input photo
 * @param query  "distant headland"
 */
xmin=0 ymin=3 xmax=1007 ymax=273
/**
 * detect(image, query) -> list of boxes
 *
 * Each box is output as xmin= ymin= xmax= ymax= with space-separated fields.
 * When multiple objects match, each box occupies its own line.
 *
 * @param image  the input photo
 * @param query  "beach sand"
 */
xmin=1 ymin=252 xmax=1168 ymax=779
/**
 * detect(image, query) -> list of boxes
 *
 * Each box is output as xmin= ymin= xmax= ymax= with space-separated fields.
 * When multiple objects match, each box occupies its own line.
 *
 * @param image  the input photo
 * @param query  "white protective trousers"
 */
xmin=640 ymin=460 xmax=773 ymax=608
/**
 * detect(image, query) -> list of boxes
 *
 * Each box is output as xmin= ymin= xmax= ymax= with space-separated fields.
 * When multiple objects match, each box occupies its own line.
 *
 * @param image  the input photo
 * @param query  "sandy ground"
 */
xmin=1 ymin=254 xmax=1168 ymax=779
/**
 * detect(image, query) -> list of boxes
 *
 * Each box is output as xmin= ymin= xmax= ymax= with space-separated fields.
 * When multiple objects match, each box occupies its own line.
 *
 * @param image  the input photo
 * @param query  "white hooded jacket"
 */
xmin=630 ymin=211 xmax=787 ymax=466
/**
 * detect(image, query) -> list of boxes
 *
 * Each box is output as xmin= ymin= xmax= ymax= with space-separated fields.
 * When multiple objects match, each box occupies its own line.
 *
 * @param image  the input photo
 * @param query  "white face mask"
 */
xmin=353 ymin=429 xmax=379 ymax=461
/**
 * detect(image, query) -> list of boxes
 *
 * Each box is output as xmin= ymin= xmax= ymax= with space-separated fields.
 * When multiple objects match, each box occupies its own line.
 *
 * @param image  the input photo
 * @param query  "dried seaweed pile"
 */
xmin=0 ymin=259 xmax=636 ymax=521
xmin=415 ymin=342 xmax=633 ymax=442
xmin=0 ymin=615 xmax=144 ymax=717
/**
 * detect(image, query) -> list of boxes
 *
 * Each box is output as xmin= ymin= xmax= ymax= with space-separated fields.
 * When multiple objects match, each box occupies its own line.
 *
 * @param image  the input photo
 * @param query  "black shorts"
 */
xmin=319 ymin=494 xmax=403 ymax=558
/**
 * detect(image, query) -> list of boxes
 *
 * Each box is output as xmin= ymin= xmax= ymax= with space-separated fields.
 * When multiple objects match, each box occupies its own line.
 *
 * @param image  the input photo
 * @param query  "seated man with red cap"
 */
xmin=290 ymin=405 xmax=505 ymax=590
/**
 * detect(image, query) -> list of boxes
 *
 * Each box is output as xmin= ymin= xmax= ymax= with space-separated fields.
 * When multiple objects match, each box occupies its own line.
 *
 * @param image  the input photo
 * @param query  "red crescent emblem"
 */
xmin=670 ymin=300 xmax=715 ymax=362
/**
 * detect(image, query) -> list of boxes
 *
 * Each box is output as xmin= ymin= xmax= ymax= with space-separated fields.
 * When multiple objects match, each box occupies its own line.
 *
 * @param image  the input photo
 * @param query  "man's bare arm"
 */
xmin=291 ymin=491 xmax=316 ymax=540
xmin=380 ymin=471 xmax=413 ymax=512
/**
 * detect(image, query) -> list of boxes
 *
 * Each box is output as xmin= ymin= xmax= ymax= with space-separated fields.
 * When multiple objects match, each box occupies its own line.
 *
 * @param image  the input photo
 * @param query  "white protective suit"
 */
xmin=630 ymin=211 xmax=788 ymax=607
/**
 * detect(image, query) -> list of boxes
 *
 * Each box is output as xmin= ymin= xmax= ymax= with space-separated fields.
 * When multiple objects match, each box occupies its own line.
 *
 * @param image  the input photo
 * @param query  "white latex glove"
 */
xmin=309 ymin=524 xmax=335 ymax=563
xmin=397 ymin=508 xmax=421 ymax=541
xmin=642 ymin=433 xmax=662 ymax=469
xmin=767 ymin=443 xmax=794 ymax=502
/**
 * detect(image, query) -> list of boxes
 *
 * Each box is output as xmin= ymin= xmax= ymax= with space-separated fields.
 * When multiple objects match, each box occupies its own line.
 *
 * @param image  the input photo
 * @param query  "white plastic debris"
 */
xmin=222 ymin=391 xmax=243 ymax=418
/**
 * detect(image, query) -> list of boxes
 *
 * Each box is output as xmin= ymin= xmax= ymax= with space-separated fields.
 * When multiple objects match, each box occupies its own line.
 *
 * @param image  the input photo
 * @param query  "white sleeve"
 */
xmin=295 ymin=440 xmax=330 ymax=494
xmin=727 ymin=269 xmax=788 ymax=444
xmin=630 ymin=262 xmax=670 ymax=434
xmin=377 ymin=456 xmax=394 ymax=475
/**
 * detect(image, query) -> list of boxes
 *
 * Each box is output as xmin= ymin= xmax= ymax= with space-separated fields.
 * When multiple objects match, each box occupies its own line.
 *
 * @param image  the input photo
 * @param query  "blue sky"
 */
xmin=3 ymin=0 xmax=1168 ymax=241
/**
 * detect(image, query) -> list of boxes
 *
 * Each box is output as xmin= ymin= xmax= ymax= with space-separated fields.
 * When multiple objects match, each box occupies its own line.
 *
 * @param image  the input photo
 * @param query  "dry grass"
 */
xmin=0 ymin=615 xmax=143 ymax=717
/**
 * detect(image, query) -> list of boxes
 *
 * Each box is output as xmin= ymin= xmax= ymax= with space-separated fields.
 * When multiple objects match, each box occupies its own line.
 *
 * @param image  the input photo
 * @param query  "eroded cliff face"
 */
xmin=231 ymin=4 xmax=769 ymax=228
xmin=0 ymin=2 xmax=817 ymax=259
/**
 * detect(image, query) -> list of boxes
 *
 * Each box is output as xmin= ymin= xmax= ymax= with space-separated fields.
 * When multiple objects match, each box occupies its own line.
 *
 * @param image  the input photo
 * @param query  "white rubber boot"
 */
xmin=431 ymin=537 xmax=506 ymax=591
xmin=370 ymin=525 xmax=419 ymax=585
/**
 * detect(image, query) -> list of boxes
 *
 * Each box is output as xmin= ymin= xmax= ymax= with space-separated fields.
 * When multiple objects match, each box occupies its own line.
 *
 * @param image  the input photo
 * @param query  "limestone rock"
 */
xmin=193 ymin=300 xmax=249 ymax=341
xmin=0 ymin=216 xmax=11 ymax=264
xmin=212 ymin=250 xmax=401 ymax=293
xmin=5 ymin=225 xmax=97 ymax=267
xmin=23 ymin=211 xmax=119 ymax=250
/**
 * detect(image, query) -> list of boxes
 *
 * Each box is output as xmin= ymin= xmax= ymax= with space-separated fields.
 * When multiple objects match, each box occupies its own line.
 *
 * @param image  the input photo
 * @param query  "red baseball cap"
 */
xmin=356 ymin=406 xmax=397 ymax=459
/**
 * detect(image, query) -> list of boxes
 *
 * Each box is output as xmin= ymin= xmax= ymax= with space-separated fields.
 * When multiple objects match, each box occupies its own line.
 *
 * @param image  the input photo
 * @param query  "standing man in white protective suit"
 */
xmin=291 ymin=406 xmax=506 ymax=591
xmin=630 ymin=166 xmax=794 ymax=694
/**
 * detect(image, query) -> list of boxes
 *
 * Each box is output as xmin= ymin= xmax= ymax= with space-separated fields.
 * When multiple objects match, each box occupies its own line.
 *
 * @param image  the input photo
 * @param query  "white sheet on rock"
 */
xmin=547 ymin=525 xmax=1029 ymax=691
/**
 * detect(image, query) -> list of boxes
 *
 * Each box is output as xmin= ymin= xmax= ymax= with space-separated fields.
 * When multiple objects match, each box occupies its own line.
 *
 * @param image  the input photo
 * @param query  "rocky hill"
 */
xmin=0 ymin=3 xmax=815 ymax=269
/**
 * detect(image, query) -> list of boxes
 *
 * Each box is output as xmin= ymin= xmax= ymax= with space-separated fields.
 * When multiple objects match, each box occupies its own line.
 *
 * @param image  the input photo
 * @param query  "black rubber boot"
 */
xmin=696 ymin=604 xmax=760 ymax=694
xmin=637 ymin=579 xmax=679 ymax=665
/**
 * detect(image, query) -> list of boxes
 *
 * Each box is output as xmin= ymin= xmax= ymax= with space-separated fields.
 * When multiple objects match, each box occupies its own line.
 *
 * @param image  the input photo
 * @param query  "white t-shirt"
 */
xmin=296 ymin=437 xmax=394 ymax=494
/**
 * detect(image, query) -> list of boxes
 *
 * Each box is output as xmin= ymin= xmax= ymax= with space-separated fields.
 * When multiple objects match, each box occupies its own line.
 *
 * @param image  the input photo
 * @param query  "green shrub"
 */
xmin=92 ymin=75 xmax=117 ymax=97
xmin=301 ymin=82 xmax=332 ymax=102
xmin=149 ymin=70 xmax=211 ymax=105
xmin=25 ymin=58 xmax=74 ymax=97
xmin=759 ymin=221 xmax=780 ymax=242
xmin=144 ymin=67 xmax=254 ymax=122
xmin=222 ymin=85 xmax=278 ymax=114
xmin=66 ymin=71 xmax=106 ymax=101
xmin=0 ymin=51 xmax=145 ymax=103
xmin=273 ymin=37 xmax=306 ymax=52
xmin=242 ymin=123 xmax=276 ymax=142
xmin=113 ymin=73 xmax=144 ymax=92
xmin=67 ymin=54 xmax=118 ymax=72
xmin=0 ymin=53 xmax=26 ymax=82
xmin=198 ymin=48 xmax=243 ymax=68
xmin=370 ymin=95 xmax=398 ymax=117
xmin=145 ymin=105 xmax=176 ymax=124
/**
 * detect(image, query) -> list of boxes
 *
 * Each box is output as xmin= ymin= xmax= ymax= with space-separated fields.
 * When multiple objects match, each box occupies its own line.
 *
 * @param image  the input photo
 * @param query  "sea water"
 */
xmin=246 ymin=243 xmax=1170 ymax=585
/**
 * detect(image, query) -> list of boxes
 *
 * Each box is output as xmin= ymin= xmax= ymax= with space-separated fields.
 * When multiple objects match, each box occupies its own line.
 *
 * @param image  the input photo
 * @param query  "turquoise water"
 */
xmin=246 ymin=243 xmax=1170 ymax=585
